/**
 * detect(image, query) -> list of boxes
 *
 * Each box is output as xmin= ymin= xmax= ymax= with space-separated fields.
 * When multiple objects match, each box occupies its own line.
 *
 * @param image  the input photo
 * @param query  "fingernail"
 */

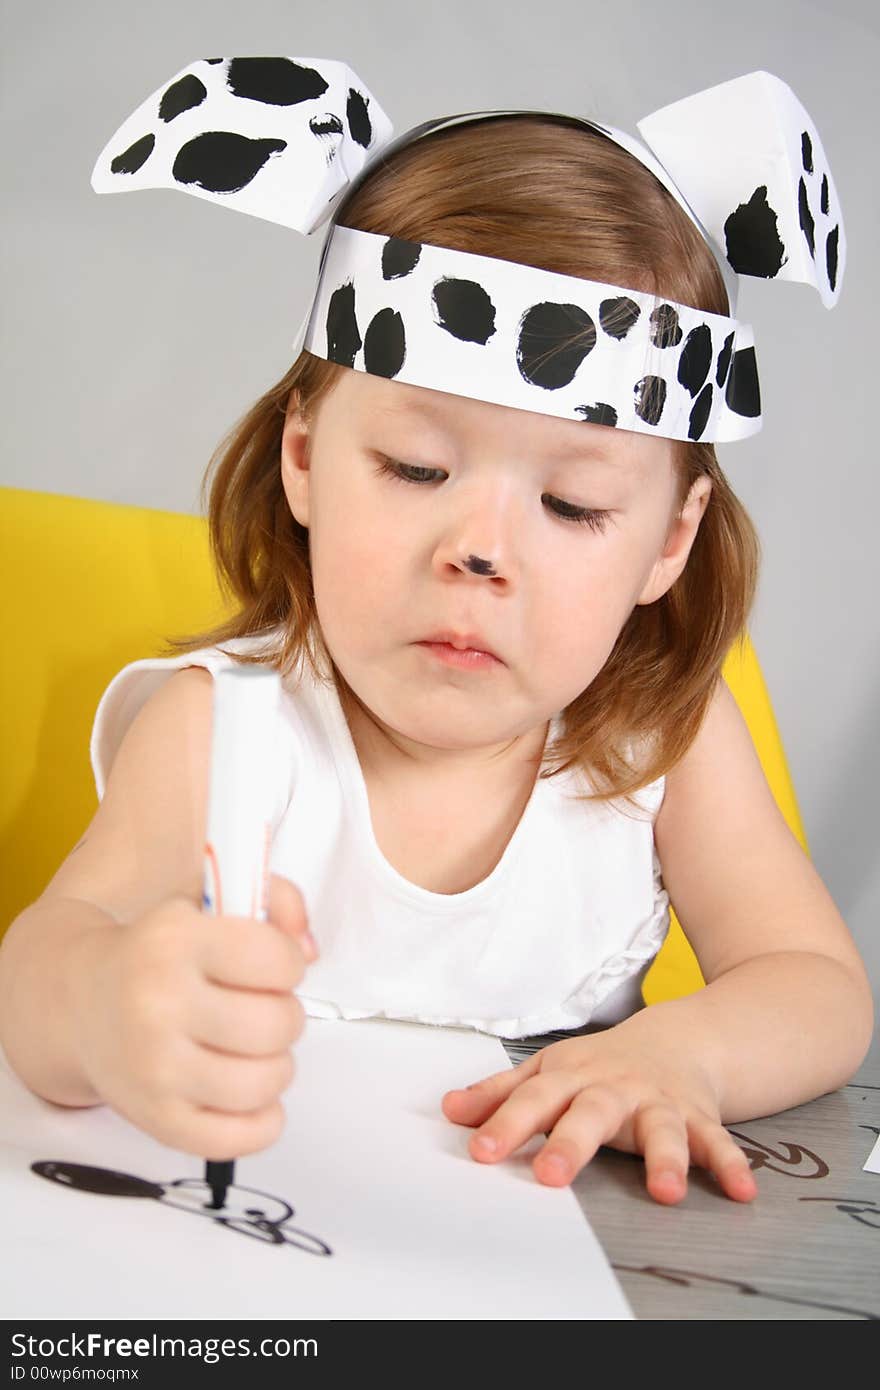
xmin=302 ymin=929 xmax=319 ymax=961
xmin=474 ymin=1135 xmax=498 ymax=1155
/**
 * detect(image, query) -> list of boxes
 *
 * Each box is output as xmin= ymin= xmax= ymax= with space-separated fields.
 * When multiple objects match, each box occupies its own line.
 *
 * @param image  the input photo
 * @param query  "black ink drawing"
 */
xmin=613 ymin=1263 xmax=878 ymax=1320
xmin=32 ymin=1161 xmax=332 ymax=1255
xmin=728 ymin=1130 xmax=829 ymax=1179
xmin=799 ymin=1197 xmax=880 ymax=1231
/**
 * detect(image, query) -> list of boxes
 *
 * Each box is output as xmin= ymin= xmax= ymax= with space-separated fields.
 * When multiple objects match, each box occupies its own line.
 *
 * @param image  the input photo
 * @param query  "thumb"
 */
xmin=267 ymin=873 xmax=319 ymax=963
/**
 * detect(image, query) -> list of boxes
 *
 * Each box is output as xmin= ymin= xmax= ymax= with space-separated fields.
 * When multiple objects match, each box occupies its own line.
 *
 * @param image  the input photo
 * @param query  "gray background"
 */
xmin=3 ymin=0 xmax=877 ymax=991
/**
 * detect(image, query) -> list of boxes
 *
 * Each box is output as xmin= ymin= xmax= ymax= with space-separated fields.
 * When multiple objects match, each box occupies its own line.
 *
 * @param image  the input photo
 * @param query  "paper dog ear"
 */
xmin=90 ymin=56 xmax=394 ymax=236
xmin=637 ymin=70 xmax=845 ymax=309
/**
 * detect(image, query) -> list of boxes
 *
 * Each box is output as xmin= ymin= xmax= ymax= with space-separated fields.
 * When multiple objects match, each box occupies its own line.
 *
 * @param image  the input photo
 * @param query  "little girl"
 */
xmin=0 ymin=58 xmax=872 ymax=1206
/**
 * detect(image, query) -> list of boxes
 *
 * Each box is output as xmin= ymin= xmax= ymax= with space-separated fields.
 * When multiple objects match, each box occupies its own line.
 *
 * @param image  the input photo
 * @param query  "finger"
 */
xmin=633 ymin=1103 xmax=691 ymax=1205
xmin=268 ymin=875 xmax=318 ymax=961
xmin=467 ymin=1071 xmax=600 ymax=1165
xmin=170 ymin=1099 xmax=288 ymax=1160
xmin=531 ymin=1084 xmax=632 ymax=1186
xmin=688 ymin=1118 xmax=759 ymax=1203
xmin=191 ymin=986 xmax=305 ymax=1057
xmin=441 ymin=1051 xmax=543 ymax=1126
xmin=200 ymin=917 xmax=307 ymax=992
xmin=183 ymin=1042 xmax=296 ymax=1114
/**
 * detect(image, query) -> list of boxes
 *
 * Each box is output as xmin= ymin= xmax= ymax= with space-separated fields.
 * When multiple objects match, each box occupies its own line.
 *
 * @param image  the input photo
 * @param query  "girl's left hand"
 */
xmin=440 ymin=1028 xmax=758 ymax=1204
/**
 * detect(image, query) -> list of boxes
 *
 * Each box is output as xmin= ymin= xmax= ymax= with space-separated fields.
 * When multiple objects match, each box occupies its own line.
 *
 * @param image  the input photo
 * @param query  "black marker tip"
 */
xmin=205 ymin=1159 xmax=234 ymax=1209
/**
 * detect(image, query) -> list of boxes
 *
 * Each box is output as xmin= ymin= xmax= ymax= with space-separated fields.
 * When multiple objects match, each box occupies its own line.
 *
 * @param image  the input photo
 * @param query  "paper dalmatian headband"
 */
xmin=91 ymin=58 xmax=845 ymax=444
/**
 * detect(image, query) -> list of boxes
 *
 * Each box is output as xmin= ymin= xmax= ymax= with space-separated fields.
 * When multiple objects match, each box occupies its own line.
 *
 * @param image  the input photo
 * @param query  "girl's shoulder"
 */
xmin=653 ymin=679 xmax=762 ymax=849
xmin=652 ymin=679 xmax=853 ymax=982
xmin=653 ymin=679 xmax=765 ymax=887
xmin=89 ymin=629 xmax=312 ymax=802
xmin=91 ymin=635 xmax=252 ymax=796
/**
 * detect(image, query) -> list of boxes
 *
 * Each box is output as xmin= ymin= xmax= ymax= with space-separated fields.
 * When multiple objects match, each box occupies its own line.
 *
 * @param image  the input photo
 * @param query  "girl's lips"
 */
xmin=417 ymin=641 xmax=501 ymax=670
xmin=420 ymin=629 xmax=501 ymax=659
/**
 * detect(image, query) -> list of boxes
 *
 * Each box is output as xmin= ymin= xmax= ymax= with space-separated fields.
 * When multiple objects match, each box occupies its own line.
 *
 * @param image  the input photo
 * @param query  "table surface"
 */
xmin=503 ymin=1025 xmax=880 ymax=1320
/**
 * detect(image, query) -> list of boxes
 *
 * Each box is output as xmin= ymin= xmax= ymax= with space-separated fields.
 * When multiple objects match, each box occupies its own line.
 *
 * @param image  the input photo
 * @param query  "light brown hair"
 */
xmin=165 ymin=115 xmax=760 ymax=808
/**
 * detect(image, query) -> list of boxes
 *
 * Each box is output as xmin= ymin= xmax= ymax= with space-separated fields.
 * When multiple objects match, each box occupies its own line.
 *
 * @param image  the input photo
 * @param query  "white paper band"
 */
xmin=302 ymin=226 xmax=761 ymax=443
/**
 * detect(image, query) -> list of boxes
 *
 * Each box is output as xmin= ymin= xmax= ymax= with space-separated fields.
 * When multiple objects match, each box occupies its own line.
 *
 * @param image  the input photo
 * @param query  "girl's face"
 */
xmin=281 ymin=366 xmax=710 ymax=762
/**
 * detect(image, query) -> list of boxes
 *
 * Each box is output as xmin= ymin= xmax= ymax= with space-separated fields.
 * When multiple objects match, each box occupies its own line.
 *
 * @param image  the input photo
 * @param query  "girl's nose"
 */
xmin=435 ymin=478 xmax=521 ymax=581
xmin=442 ymin=539 xmax=506 ymax=582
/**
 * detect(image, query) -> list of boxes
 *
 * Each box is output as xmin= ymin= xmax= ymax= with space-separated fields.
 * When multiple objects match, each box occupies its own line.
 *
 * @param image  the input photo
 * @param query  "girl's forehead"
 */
xmin=333 ymin=367 xmax=670 ymax=476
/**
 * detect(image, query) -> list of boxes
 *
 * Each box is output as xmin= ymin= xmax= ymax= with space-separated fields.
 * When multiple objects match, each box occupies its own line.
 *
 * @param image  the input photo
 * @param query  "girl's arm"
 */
xmin=442 ymin=679 xmax=874 ymax=1200
xmin=636 ymin=676 xmax=873 ymax=1115
xmin=0 ymin=667 xmax=214 ymax=1104
xmin=0 ymin=665 xmax=312 ymax=1161
xmin=0 ymin=667 xmax=218 ymax=1100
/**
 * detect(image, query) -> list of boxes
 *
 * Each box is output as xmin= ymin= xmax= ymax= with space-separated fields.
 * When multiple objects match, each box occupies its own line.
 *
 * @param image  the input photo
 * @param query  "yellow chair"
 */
xmin=0 ymin=486 xmax=809 ymax=1003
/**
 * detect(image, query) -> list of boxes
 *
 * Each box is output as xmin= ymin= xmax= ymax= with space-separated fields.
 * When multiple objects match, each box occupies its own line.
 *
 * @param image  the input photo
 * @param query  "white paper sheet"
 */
xmin=0 ymin=1018 xmax=632 ymax=1319
xmin=863 ymin=1132 xmax=880 ymax=1175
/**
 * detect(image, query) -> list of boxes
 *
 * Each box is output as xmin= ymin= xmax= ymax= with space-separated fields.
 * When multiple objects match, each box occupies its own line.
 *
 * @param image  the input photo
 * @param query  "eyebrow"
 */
xmin=372 ymin=398 xmax=629 ymax=469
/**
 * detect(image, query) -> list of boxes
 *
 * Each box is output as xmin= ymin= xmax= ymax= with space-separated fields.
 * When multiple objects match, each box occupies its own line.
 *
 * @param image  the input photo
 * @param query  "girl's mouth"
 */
xmin=417 ymin=641 xmax=501 ymax=670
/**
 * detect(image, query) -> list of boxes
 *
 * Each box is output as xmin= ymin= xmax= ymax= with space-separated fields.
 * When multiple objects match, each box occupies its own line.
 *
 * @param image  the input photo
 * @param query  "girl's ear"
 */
xmin=635 ymin=475 xmax=712 ymax=606
xmin=280 ymin=391 xmax=311 ymax=529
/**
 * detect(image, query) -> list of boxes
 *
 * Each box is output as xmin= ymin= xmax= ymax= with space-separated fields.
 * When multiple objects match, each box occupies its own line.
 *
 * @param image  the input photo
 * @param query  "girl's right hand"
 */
xmin=67 ymin=874 xmax=316 ymax=1160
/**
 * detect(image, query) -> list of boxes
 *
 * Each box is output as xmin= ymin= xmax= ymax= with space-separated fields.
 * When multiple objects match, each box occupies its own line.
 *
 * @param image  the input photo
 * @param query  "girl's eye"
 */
xmin=374 ymin=457 xmax=612 ymax=534
xmin=542 ymin=495 xmax=611 ymax=533
xmin=376 ymin=458 xmax=439 ymax=486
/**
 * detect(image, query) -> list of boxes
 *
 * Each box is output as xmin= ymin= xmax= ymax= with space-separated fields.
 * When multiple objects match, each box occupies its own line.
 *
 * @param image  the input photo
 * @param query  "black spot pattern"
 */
xmin=599 ymin=296 xmax=641 ymax=340
xmin=346 ymin=89 xmax=373 ymax=148
xmin=159 ymin=75 xmax=207 ymax=122
xmin=826 ymin=226 xmax=840 ymax=292
xmin=724 ymin=186 xmax=787 ymax=278
xmin=725 ymin=347 xmax=761 ymax=418
xmin=634 ymin=375 xmax=667 ymax=426
xmin=799 ymin=177 xmax=815 ymax=258
xmin=382 ymin=237 xmax=421 ymax=280
xmin=309 ymin=114 xmax=343 ymax=141
xmin=821 ymin=174 xmax=829 ymax=215
xmin=649 ymin=304 xmax=682 ymax=348
xmin=309 ymin=116 xmax=343 ymax=169
xmin=515 ymin=303 xmax=596 ymax=389
xmin=688 ymin=383 xmax=713 ymax=441
xmin=677 ymin=324 xmax=713 ymax=397
xmin=801 ymin=130 xmax=814 ymax=174
xmin=465 ymin=555 xmax=496 ymax=576
xmin=432 ymin=279 xmax=496 ymax=345
xmin=363 ymin=308 xmax=406 ymax=377
xmin=716 ymin=332 xmax=734 ymax=387
xmin=110 ymin=133 xmax=155 ymax=176
xmin=226 ymin=57 xmax=328 ymax=105
xmin=326 ymin=282 xmax=362 ymax=366
xmin=172 ymin=132 xmax=286 ymax=194
xmin=575 ymin=403 xmax=618 ymax=427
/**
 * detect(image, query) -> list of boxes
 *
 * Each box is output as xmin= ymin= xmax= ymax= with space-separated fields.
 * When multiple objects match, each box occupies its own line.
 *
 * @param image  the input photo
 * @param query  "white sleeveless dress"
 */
xmin=90 ymin=633 xmax=671 ymax=1039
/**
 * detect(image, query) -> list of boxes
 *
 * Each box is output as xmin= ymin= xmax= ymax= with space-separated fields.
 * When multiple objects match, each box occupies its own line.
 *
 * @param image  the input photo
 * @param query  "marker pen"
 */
xmin=201 ymin=667 xmax=282 ymax=1210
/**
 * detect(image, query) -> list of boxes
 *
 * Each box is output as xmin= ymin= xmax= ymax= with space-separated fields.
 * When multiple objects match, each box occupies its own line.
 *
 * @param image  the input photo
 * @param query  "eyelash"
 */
xmin=373 ymin=457 xmax=612 ymax=534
